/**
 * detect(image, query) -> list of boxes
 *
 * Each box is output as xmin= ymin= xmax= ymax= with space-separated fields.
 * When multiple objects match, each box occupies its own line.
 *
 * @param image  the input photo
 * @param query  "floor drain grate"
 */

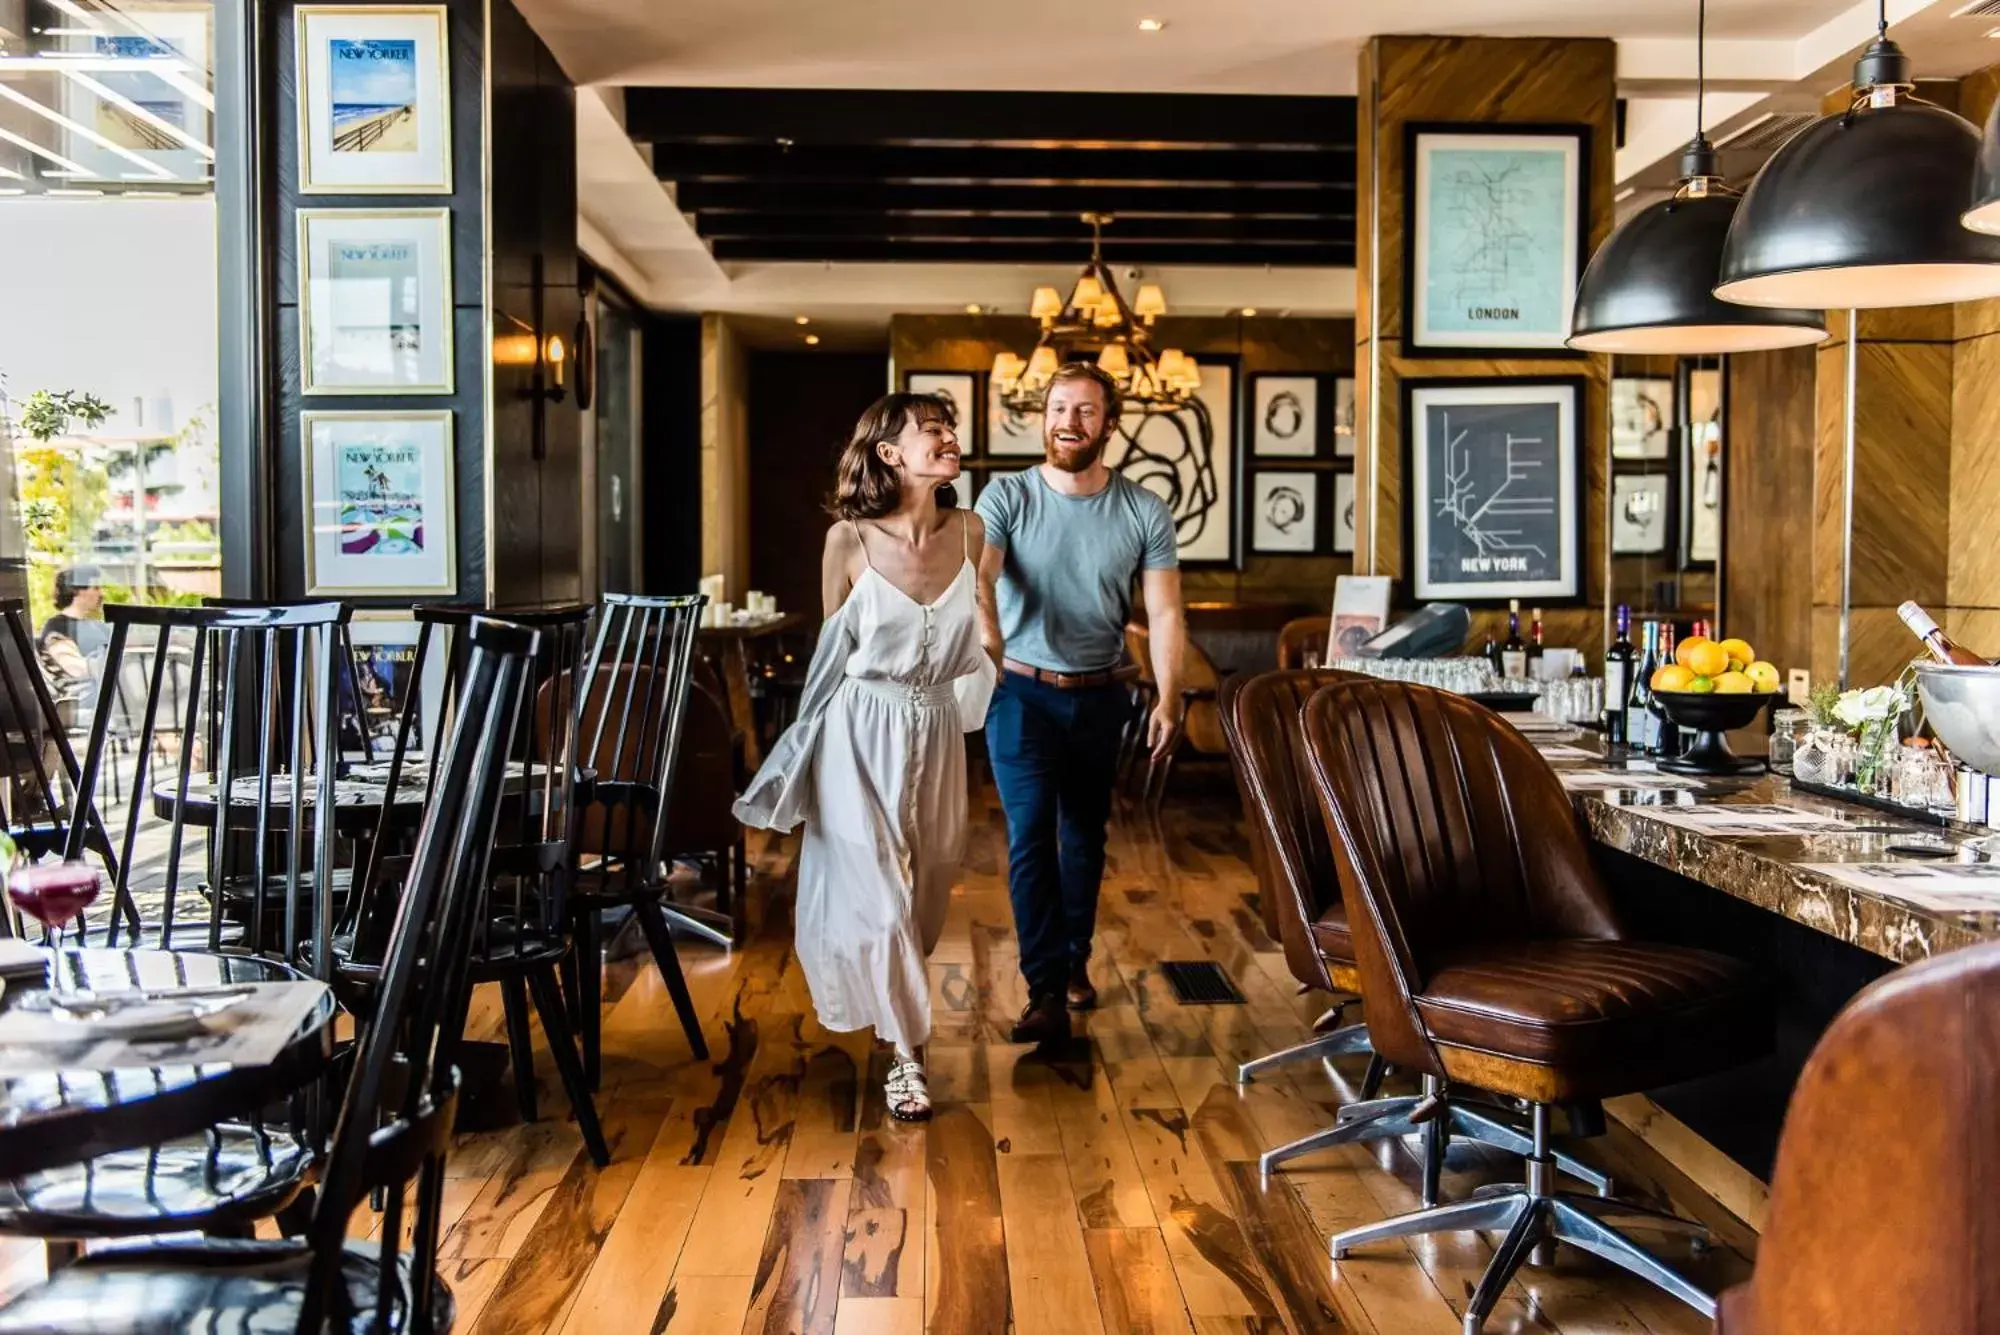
xmin=1160 ymin=960 xmax=1246 ymax=1005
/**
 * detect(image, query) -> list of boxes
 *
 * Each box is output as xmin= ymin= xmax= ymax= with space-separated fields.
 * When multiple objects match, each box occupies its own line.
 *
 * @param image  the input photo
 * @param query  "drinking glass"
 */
xmin=9 ymin=861 xmax=102 ymax=995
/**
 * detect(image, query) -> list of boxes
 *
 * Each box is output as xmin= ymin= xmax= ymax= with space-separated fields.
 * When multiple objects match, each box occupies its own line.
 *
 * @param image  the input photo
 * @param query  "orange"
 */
xmin=1685 ymin=640 xmax=1729 ymax=679
xmin=1674 ymin=635 xmax=1709 ymax=669
xmin=1652 ymin=664 xmax=1694 ymax=692
xmin=1719 ymin=637 xmax=1755 ymax=670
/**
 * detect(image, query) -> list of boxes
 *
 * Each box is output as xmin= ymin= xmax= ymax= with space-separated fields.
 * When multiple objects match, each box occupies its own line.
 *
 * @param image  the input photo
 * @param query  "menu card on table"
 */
xmin=1642 ymin=803 xmax=1856 ymax=837
xmin=1798 ymin=862 xmax=2000 ymax=913
xmin=1558 ymin=769 xmax=1701 ymax=792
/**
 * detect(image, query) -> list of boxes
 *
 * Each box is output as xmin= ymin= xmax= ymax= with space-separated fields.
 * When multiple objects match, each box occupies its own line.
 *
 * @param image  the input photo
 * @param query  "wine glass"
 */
xmin=9 ymin=861 xmax=103 ymax=995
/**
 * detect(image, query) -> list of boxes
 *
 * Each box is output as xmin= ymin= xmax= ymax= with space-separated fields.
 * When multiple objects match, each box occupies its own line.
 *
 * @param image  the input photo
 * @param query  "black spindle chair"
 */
xmin=568 ymin=593 xmax=712 ymax=1087
xmin=65 ymin=602 xmax=349 ymax=970
xmin=337 ymin=603 xmax=608 ymax=1166
xmin=0 ymin=616 xmax=542 ymax=1335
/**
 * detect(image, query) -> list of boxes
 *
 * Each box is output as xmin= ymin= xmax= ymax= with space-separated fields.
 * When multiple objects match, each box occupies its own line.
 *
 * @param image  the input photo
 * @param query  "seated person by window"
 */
xmin=38 ymin=565 xmax=111 ymax=710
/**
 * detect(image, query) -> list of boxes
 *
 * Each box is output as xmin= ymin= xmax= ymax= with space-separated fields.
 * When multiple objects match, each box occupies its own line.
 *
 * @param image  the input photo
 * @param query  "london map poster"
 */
xmin=1406 ymin=379 xmax=1581 ymax=603
xmin=1406 ymin=125 xmax=1585 ymax=357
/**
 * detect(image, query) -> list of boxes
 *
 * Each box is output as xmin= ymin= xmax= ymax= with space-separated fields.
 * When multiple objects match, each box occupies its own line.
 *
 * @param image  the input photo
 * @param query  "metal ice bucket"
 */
xmin=1914 ymin=663 xmax=2000 ymax=775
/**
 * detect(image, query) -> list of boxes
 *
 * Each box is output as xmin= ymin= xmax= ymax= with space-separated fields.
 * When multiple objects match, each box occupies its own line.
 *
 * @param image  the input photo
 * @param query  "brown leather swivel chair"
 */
xmin=1231 ymin=671 xmax=1611 ymax=1201
xmin=1276 ymin=616 xmax=1330 ymax=670
xmin=1303 ymin=679 xmax=1769 ymax=1332
xmin=1715 ymin=939 xmax=2000 ymax=1335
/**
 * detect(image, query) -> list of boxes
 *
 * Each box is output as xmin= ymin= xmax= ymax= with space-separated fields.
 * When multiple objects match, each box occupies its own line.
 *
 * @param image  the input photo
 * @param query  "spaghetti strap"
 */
xmin=959 ymin=508 xmax=970 ymax=563
xmin=850 ymin=519 xmax=873 ymax=570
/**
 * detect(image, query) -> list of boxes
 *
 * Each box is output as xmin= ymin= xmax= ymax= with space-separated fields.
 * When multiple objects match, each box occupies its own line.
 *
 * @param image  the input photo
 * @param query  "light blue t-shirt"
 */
xmin=976 ymin=467 xmax=1179 ymax=674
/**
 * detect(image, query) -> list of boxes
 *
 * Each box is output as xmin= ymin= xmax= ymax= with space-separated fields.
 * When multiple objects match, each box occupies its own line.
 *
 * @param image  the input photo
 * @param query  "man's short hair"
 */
xmin=1043 ymin=361 xmax=1122 ymax=423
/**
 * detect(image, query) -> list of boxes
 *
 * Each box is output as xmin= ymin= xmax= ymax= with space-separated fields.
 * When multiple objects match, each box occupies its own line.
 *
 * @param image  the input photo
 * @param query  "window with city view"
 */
xmin=0 ymin=0 xmax=219 ymax=701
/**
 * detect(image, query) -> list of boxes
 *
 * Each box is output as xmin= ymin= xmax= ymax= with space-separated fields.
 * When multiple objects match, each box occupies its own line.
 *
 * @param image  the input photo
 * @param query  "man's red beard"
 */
xmin=1045 ymin=426 xmax=1111 ymax=473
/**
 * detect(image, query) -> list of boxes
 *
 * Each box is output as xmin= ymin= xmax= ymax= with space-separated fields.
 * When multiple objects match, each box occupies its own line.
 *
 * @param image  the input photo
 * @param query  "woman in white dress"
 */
xmin=734 ymin=392 xmax=998 ymax=1121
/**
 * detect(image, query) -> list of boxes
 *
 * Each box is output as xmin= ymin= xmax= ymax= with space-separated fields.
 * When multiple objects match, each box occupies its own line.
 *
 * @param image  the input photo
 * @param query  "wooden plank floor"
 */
xmin=2 ymin=774 xmax=1761 ymax=1332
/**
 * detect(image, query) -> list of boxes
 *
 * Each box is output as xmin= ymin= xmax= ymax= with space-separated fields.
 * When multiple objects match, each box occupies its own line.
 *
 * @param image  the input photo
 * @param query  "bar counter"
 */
xmin=1544 ymin=738 xmax=2000 ymax=964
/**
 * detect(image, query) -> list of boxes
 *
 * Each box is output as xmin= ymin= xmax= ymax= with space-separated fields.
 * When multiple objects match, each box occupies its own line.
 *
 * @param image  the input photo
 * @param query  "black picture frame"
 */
xmin=1400 ymin=375 xmax=1588 ymax=607
xmin=1676 ymin=356 xmax=1725 ymax=573
xmin=901 ymin=369 xmax=983 ymax=456
xmin=1247 ymin=371 xmax=1332 ymax=459
xmin=1401 ymin=121 xmax=1591 ymax=361
xmin=1112 ymin=353 xmax=1243 ymax=571
xmin=1248 ymin=468 xmax=1328 ymax=555
xmin=1610 ymin=469 xmax=1674 ymax=557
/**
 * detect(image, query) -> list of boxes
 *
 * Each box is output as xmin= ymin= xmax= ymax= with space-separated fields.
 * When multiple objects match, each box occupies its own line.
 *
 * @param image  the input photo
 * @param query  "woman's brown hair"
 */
xmin=827 ymin=391 xmax=960 ymax=520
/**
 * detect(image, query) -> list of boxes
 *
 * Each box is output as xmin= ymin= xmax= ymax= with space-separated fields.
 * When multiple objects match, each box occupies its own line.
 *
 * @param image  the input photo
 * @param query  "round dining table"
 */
xmin=0 ymin=949 xmax=338 ymax=1178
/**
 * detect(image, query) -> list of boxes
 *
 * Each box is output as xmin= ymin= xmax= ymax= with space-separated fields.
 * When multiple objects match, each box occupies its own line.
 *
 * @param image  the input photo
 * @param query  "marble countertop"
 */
xmin=1541 ymin=736 xmax=2000 ymax=964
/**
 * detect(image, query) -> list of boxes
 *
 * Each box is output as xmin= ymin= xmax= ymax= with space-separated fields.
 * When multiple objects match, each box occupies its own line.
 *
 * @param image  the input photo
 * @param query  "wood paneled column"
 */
xmin=1352 ymin=36 xmax=1616 ymax=656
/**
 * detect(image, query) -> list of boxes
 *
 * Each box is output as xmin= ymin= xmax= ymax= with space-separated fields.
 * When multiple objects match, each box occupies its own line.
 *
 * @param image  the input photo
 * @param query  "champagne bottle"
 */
xmin=1527 ymin=607 xmax=1545 ymax=678
xmin=1604 ymin=605 xmax=1636 ymax=745
xmin=1651 ymin=622 xmax=1683 ymax=759
xmin=1628 ymin=622 xmax=1658 ymax=752
xmin=1501 ymin=600 xmax=1528 ymax=680
xmin=1897 ymin=601 xmax=1989 ymax=666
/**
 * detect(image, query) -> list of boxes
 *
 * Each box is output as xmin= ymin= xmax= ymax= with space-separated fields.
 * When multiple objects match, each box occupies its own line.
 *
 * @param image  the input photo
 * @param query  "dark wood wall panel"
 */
xmin=1352 ymin=36 xmax=1615 ymax=660
xmin=1723 ymin=345 xmax=1815 ymax=680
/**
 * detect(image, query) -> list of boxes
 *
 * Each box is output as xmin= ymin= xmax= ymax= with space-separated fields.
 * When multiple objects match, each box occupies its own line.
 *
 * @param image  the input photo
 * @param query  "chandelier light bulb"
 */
xmin=991 ymin=351 xmax=1026 ymax=388
xmin=1025 ymin=345 xmax=1060 ymax=384
xmin=1133 ymin=284 xmax=1167 ymax=321
xmin=1070 ymin=274 xmax=1106 ymax=311
xmin=1096 ymin=343 xmax=1132 ymax=378
xmin=1029 ymin=286 xmax=1063 ymax=321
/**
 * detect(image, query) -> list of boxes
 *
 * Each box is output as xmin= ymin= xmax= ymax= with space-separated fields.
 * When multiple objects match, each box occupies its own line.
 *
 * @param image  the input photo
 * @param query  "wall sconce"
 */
xmin=540 ymin=332 xmax=567 ymax=402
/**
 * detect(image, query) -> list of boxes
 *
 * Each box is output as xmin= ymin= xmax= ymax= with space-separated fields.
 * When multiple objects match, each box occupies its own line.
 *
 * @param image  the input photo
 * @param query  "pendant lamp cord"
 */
xmin=1695 ymin=0 xmax=1705 ymax=140
xmin=1878 ymin=0 xmax=1887 ymax=40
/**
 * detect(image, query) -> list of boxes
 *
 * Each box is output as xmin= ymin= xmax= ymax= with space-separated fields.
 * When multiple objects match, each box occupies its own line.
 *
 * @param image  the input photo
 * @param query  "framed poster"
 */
xmin=1106 ymin=360 xmax=1238 ymax=567
xmin=1334 ymin=376 xmax=1356 ymax=457
xmin=343 ymin=615 xmax=449 ymax=760
xmin=1404 ymin=378 xmax=1583 ymax=604
xmin=1681 ymin=362 xmax=1724 ymax=568
xmin=1250 ymin=471 xmax=1321 ymax=553
xmin=1611 ymin=376 xmax=1673 ymax=460
xmin=1333 ymin=471 xmax=1357 ymax=555
xmin=987 ymin=379 xmax=1043 ymax=456
xmin=1250 ymin=375 xmax=1319 ymax=457
xmin=1612 ymin=473 xmax=1671 ymax=556
xmin=302 ymin=410 xmax=457 ymax=595
xmin=905 ymin=371 xmax=976 ymax=446
xmin=1405 ymin=123 xmax=1587 ymax=358
xmin=52 ymin=17 xmax=213 ymax=184
xmin=296 ymin=6 xmax=451 ymax=194
xmin=299 ymin=208 xmax=454 ymax=394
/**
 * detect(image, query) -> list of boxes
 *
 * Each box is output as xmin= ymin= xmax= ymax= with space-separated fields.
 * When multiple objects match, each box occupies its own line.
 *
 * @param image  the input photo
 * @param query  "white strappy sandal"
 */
xmin=886 ymin=1057 xmax=932 ymax=1123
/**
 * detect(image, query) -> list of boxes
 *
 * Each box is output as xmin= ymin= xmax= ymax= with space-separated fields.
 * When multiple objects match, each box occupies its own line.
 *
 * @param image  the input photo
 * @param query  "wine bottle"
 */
xmin=1897 ymin=601 xmax=1989 ymax=666
xmin=1651 ymin=622 xmax=1683 ymax=759
xmin=1628 ymin=621 xmax=1658 ymax=752
xmin=1501 ymin=600 xmax=1528 ymax=680
xmin=1604 ymin=605 xmax=1636 ymax=745
xmin=1527 ymin=607 xmax=1545 ymax=678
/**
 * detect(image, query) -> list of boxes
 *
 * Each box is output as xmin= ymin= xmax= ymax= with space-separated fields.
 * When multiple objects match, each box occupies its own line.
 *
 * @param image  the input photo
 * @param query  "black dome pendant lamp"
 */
xmin=1716 ymin=0 xmax=2000 ymax=309
xmin=1963 ymin=87 xmax=2000 ymax=233
xmin=1568 ymin=0 xmax=1823 ymax=352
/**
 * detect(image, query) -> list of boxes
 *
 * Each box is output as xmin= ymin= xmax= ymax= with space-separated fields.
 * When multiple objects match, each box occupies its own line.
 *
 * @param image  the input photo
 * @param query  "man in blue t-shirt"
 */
xmin=975 ymin=362 xmax=1186 ymax=1048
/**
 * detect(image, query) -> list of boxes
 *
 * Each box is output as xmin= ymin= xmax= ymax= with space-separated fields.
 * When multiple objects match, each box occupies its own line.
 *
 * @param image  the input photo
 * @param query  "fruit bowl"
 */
xmin=1651 ymin=690 xmax=1778 ymax=774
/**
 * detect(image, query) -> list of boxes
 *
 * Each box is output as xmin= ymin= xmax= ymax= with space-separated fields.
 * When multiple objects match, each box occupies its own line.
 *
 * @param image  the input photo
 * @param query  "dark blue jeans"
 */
xmin=986 ymin=673 xmax=1131 ymax=998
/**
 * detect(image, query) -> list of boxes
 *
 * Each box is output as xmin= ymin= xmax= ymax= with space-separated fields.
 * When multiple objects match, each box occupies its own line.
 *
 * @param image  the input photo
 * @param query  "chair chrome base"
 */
xmin=662 ymin=903 xmax=734 ymax=951
xmin=1260 ymin=1078 xmax=1613 ymax=1203
xmin=1329 ymin=1107 xmax=1712 ymax=1335
xmin=1236 ymin=1020 xmax=1369 ymax=1085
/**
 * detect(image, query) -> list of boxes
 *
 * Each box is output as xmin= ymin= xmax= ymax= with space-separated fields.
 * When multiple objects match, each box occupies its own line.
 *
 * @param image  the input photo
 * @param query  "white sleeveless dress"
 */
xmin=733 ymin=522 xmax=996 ymax=1052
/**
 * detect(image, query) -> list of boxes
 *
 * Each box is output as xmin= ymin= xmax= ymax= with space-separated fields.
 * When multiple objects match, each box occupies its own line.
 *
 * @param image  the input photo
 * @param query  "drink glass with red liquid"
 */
xmin=8 ymin=861 xmax=102 ymax=994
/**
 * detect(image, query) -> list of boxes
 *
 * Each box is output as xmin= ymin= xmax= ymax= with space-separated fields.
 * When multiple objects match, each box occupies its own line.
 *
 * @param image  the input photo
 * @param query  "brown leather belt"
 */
xmin=1003 ymin=658 xmax=1135 ymax=690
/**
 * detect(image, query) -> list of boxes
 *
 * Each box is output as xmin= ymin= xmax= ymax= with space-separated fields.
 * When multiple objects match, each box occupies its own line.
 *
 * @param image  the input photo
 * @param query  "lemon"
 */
xmin=1714 ymin=671 xmax=1753 ymax=695
xmin=1652 ymin=664 xmax=1694 ymax=692
xmin=1685 ymin=641 xmax=1730 ymax=679
xmin=1746 ymin=661 xmax=1781 ymax=693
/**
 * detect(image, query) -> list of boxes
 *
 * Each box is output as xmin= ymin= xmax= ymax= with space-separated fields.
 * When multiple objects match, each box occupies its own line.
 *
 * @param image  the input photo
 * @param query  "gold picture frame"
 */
xmin=301 ymin=408 xmax=458 ymax=596
xmin=298 ymin=206 xmax=454 ymax=395
xmin=296 ymin=4 xmax=452 ymax=195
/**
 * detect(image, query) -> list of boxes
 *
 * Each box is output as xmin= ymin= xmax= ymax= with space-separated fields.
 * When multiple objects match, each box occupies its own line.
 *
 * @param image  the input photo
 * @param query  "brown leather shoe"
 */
xmin=1066 ymin=963 xmax=1097 ymax=1011
xmin=1010 ymin=992 xmax=1072 ymax=1046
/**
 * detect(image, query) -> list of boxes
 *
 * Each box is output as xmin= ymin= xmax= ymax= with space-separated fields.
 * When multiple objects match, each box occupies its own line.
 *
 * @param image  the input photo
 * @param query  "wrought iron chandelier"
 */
xmin=990 ymin=213 xmax=1199 ymax=413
